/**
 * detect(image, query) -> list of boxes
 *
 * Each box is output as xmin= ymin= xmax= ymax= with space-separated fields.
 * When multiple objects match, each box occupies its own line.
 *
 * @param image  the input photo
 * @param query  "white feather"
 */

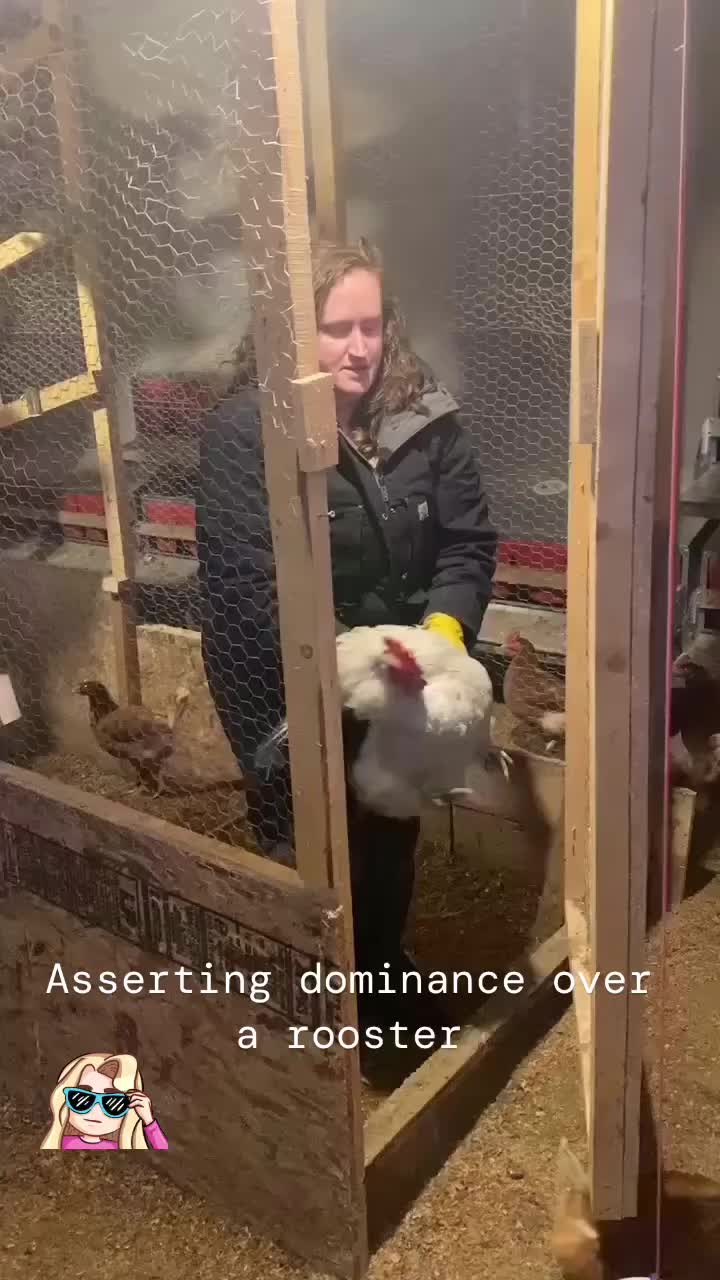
xmin=336 ymin=624 xmax=496 ymax=819
xmin=253 ymin=623 xmax=502 ymax=819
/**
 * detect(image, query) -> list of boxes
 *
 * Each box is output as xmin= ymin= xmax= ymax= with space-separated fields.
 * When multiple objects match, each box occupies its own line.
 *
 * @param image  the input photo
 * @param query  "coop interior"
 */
xmin=0 ymin=0 xmax=573 ymax=1091
xmin=0 ymin=0 xmax=719 ymax=1277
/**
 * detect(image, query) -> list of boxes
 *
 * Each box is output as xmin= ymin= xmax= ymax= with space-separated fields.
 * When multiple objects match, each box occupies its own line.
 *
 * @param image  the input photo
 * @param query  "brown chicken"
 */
xmin=552 ymin=1138 xmax=720 ymax=1279
xmin=670 ymin=654 xmax=720 ymax=791
xmin=502 ymin=632 xmax=565 ymax=748
xmin=75 ymin=680 xmax=189 ymax=794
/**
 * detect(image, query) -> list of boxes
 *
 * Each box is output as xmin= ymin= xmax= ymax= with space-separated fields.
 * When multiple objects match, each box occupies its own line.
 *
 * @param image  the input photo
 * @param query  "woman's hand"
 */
xmin=127 ymin=1091 xmax=154 ymax=1126
xmin=423 ymin=613 xmax=466 ymax=652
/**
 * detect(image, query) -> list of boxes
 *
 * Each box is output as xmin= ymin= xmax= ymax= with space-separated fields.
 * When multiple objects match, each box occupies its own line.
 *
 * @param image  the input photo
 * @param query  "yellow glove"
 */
xmin=423 ymin=613 xmax=466 ymax=651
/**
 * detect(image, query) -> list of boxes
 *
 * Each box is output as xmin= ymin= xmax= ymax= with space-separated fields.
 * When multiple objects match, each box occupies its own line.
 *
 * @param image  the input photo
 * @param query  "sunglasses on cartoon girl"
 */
xmin=63 ymin=1086 xmax=132 ymax=1118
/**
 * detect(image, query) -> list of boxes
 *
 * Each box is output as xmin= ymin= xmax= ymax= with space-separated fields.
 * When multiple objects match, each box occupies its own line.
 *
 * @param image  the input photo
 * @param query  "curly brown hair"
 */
xmin=227 ymin=238 xmax=435 ymax=459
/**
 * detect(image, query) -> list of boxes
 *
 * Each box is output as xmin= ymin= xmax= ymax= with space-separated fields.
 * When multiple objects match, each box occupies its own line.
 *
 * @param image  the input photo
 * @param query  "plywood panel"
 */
xmin=0 ymin=765 xmax=365 ymax=1279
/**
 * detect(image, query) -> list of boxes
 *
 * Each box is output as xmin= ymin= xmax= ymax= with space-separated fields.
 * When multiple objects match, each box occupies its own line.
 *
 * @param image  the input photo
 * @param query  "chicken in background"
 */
xmin=255 ymin=623 xmax=510 ymax=822
xmin=75 ymin=681 xmax=189 ymax=795
xmin=669 ymin=653 xmax=720 ymax=793
xmin=502 ymin=632 xmax=566 ymax=753
xmin=552 ymin=1138 xmax=720 ymax=1279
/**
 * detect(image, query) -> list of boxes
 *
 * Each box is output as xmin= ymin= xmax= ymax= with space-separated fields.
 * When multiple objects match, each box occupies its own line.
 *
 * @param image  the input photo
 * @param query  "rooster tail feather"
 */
xmin=541 ymin=711 xmax=566 ymax=736
xmin=254 ymin=719 xmax=289 ymax=774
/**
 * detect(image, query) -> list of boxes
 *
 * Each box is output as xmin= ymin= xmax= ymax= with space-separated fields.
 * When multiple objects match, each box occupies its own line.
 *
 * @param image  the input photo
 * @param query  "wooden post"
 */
xmin=44 ymin=0 xmax=141 ymax=706
xmin=260 ymin=4 xmax=365 ymax=1271
xmin=251 ymin=0 xmax=354 ymax=913
xmin=0 ymin=233 xmax=49 ymax=271
xmin=564 ymin=0 xmax=604 ymax=1138
xmin=566 ymin=0 xmax=687 ymax=1220
xmin=300 ymin=0 xmax=346 ymax=241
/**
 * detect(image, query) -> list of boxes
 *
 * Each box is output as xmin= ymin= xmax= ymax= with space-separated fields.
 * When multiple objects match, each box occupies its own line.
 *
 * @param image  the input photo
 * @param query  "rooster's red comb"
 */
xmin=382 ymin=635 xmax=426 ymax=689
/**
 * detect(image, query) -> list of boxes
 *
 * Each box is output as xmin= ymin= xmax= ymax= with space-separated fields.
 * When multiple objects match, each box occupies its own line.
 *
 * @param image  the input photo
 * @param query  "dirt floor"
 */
xmin=1 ymin=872 xmax=719 ymax=1280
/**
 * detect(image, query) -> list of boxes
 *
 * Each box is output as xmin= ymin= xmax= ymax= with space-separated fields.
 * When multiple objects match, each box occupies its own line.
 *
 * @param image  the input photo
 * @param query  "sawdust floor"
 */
xmin=2 ymin=873 xmax=719 ymax=1280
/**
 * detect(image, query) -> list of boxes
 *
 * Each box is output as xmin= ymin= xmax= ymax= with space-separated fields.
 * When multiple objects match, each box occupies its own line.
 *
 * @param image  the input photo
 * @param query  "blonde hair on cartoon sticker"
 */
xmin=41 ymin=1052 xmax=147 ymax=1150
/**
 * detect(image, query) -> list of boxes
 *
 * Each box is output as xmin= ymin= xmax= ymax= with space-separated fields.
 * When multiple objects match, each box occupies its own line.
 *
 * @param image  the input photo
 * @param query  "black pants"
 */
xmin=202 ymin=620 xmax=420 ymax=1011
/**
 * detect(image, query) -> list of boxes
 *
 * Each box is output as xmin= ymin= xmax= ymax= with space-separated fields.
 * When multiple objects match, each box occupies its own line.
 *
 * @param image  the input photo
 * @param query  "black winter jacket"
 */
xmin=196 ymin=382 xmax=497 ymax=645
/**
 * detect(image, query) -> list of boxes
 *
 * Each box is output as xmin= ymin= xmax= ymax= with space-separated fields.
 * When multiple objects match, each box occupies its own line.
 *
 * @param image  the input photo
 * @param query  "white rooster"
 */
xmin=255 ymin=623 xmax=510 ymax=821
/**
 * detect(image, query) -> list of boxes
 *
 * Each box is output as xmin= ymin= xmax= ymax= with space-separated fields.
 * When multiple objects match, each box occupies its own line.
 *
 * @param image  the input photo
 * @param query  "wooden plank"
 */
xmin=0 ymin=371 xmax=98 ymax=428
xmin=44 ymin=0 xmax=141 ymax=706
xmin=364 ymin=929 xmax=570 ymax=1250
xmin=585 ymin=0 xmax=687 ymax=1220
xmin=0 ymin=763 xmax=365 ymax=1280
xmin=625 ymin=0 xmax=687 ymax=1210
xmin=564 ymin=0 xmax=604 ymax=1144
xmin=257 ymin=3 xmax=366 ymax=1273
xmin=494 ymin=563 xmax=567 ymax=590
xmin=0 ymin=232 xmax=49 ymax=271
xmin=586 ymin=0 xmax=645 ymax=1220
xmin=257 ymin=0 xmax=355 ymax=917
xmin=300 ymin=0 xmax=346 ymax=241
xmin=0 ymin=762 xmax=305 ymax=895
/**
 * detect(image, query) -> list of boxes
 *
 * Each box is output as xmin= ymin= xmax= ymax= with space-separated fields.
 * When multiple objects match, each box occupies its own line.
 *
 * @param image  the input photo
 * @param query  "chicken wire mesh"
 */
xmin=0 ymin=0 xmax=316 ymax=863
xmin=334 ymin=0 xmax=574 ymax=600
xmin=0 ymin=0 xmax=574 ymax=872
xmin=332 ymin=0 xmax=574 ymax=755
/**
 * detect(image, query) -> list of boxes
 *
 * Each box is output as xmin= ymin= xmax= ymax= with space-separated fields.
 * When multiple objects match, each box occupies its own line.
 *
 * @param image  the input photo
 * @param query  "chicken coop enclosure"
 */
xmin=0 ymin=1 xmax=692 ymax=1277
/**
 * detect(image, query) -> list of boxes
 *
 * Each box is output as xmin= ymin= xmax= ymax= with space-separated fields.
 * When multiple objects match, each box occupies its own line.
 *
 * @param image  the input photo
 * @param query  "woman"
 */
xmin=196 ymin=239 xmax=497 ymax=1035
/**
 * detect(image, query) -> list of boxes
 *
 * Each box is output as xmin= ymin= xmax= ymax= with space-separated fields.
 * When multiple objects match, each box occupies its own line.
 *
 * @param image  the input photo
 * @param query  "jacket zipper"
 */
xmin=339 ymin=430 xmax=392 ymax=522
xmin=373 ymin=463 xmax=391 ymax=520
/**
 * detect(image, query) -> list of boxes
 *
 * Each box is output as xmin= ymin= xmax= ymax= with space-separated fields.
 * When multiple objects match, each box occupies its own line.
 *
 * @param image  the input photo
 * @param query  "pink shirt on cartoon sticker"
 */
xmin=61 ymin=1119 xmax=168 ymax=1150
xmin=40 ymin=1053 xmax=168 ymax=1151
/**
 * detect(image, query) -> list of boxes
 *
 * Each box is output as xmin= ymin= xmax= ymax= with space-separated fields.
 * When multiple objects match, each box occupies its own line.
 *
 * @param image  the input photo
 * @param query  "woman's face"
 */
xmin=317 ymin=269 xmax=384 ymax=408
xmin=67 ymin=1066 xmax=123 ymax=1139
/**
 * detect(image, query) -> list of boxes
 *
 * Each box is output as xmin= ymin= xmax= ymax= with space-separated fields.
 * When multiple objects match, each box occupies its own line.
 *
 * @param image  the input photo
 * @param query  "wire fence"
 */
xmin=0 ymin=0 xmax=301 ymax=860
xmin=335 ymin=0 xmax=575 ymax=606
xmin=332 ymin=0 xmax=574 ymax=755
xmin=0 ymin=0 xmax=575 ymax=863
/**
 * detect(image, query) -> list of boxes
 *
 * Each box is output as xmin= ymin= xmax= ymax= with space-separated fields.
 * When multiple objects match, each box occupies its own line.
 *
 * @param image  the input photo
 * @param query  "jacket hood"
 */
xmin=376 ymin=383 xmax=460 ymax=458
xmin=218 ymin=377 xmax=459 ymax=456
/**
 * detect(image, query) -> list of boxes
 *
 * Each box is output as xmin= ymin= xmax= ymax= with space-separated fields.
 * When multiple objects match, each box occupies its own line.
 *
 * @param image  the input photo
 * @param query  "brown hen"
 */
xmin=502 ymin=631 xmax=565 ymax=747
xmin=552 ymin=1138 xmax=720 ymax=1279
xmin=670 ymin=654 xmax=720 ymax=791
xmin=75 ymin=680 xmax=189 ymax=794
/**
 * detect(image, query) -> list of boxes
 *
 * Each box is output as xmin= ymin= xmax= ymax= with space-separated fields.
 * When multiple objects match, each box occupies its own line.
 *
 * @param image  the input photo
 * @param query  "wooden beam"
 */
xmin=0 ymin=371 xmax=98 ymax=428
xmin=0 ymin=761 xmax=304 ymax=893
xmin=300 ymin=0 xmax=346 ymax=241
xmin=364 ymin=929 xmax=569 ymax=1250
xmin=0 ymin=232 xmax=49 ymax=272
xmin=260 ymin=4 xmax=366 ymax=1273
xmin=564 ymin=0 xmax=604 ymax=1142
xmin=624 ymin=0 xmax=688 ymax=1207
xmin=567 ymin=0 xmax=687 ymax=1221
xmin=262 ymin=0 xmax=354 ymax=912
xmin=44 ymin=0 xmax=141 ymax=706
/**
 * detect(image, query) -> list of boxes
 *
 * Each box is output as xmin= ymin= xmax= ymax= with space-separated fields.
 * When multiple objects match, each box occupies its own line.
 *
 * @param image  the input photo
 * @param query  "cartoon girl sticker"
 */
xmin=40 ymin=1052 xmax=168 ymax=1150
